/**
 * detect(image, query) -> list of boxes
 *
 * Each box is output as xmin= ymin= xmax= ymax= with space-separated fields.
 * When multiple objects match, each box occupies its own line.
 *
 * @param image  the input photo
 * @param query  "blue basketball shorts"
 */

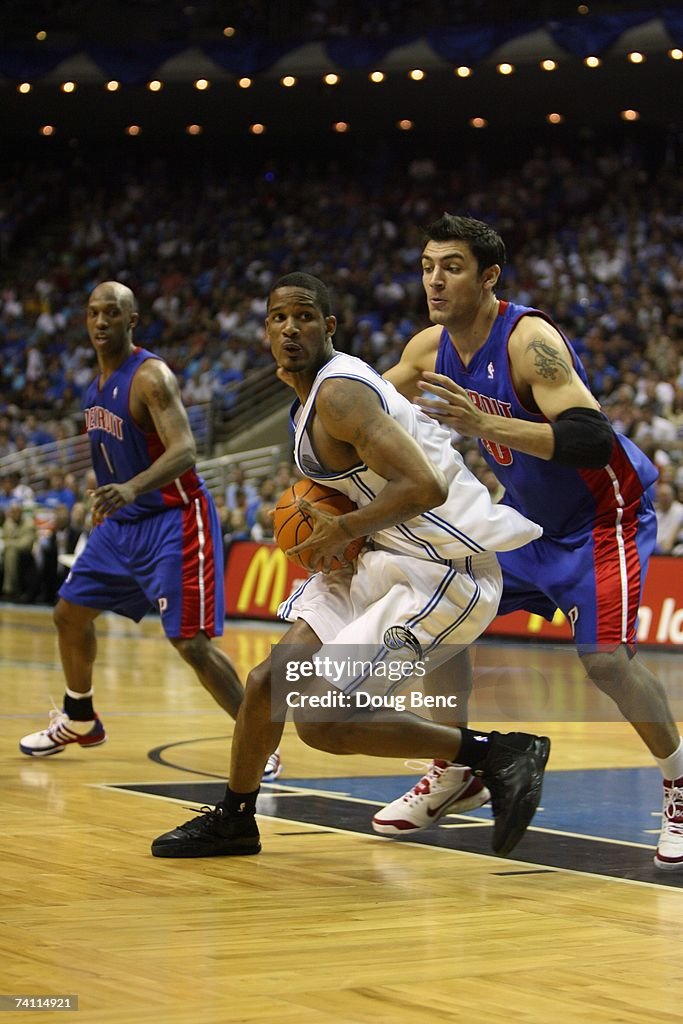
xmin=496 ymin=491 xmax=657 ymax=651
xmin=59 ymin=493 xmax=225 ymax=638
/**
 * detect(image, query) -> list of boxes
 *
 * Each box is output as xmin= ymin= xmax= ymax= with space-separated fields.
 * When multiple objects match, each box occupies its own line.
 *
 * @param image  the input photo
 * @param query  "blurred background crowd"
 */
xmin=2 ymin=0 xmax=683 ymax=601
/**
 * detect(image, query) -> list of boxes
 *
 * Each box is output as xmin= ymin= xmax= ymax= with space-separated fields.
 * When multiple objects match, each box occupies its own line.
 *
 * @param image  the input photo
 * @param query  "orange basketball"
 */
xmin=273 ymin=478 xmax=366 ymax=571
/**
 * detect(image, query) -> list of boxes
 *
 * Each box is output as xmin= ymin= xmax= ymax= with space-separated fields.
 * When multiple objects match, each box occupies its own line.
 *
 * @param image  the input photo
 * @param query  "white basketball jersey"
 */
xmin=292 ymin=352 xmax=542 ymax=561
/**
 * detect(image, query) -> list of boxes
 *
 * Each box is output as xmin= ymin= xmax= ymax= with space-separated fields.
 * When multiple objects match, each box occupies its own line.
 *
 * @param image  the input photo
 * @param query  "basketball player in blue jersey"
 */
xmin=152 ymin=272 xmax=550 ymax=859
xmin=378 ymin=214 xmax=683 ymax=871
xmin=19 ymin=281 xmax=282 ymax=783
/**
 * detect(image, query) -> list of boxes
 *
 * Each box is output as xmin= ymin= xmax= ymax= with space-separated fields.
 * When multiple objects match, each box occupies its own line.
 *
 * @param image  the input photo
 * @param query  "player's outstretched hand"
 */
xmin=415 ymin=371 xmax=488 ymax=437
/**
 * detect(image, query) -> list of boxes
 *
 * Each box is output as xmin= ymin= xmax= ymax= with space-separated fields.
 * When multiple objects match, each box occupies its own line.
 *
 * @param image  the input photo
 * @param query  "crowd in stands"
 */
xmin=1 ymin=132 xmax=683 ymax=604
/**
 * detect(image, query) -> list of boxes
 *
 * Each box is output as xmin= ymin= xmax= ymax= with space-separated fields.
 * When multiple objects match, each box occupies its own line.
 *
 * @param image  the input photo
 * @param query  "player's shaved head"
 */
xmin=89 ymin=280 xmax=137 ymax=313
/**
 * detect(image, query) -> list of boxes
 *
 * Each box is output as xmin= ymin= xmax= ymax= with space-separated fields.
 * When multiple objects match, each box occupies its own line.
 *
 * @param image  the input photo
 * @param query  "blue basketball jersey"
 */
xmin=435 ymin=300 xmax=658 ymax=537
xmin=83 ymin=346 xmax=207 ymax=522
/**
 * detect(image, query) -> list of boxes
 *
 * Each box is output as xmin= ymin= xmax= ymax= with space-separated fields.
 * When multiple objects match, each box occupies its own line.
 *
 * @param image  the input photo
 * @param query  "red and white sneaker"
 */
xmin=654 ymin=776 xmax=683 ymax=871
xmin=372 ymin=760 xmax=490 ymax=836
xmin=261 ymin=749 xmax=283 ymax=783
xmin=20 ymin=709 xmax=106 ymax=757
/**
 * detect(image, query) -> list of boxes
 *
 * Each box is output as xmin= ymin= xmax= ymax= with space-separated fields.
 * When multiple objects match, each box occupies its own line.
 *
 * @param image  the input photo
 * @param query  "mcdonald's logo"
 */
xmin=237 ymin=546 xmax=289 ymax=615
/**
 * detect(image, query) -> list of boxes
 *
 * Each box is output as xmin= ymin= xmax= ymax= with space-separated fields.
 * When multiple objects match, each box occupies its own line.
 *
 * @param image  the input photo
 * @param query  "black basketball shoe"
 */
xmin=479 ymin=731 xmax=551 ymax=857
xmin=151 ymin=804 xmax=261 ymax=858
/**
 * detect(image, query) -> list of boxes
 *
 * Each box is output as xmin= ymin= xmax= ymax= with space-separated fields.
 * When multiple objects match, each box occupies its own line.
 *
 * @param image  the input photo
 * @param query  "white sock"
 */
xmin=65 ymin=687 xmax=93 ymax=700
xmin=655 ymin=739 xmax=683 ymax=782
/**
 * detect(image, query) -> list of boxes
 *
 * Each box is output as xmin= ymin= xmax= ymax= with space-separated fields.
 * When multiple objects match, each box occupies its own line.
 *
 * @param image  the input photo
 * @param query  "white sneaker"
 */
xmin=372 ymin=760 xmax=490 ymax=836
xmin=654 ymin=776 xmax=683 ymax=871
xmin=261 ymin=749 xmax=283 ymax=783
xmin=20 ymin=708 xmax=106 ymax=757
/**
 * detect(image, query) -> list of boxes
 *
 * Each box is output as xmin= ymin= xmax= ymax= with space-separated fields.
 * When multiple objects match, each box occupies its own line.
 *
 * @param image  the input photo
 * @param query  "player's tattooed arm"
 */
xmin=527 ymin=338 xmax=573 ymax=384
xmin=512 ymin=317 xmax=600 ymax=424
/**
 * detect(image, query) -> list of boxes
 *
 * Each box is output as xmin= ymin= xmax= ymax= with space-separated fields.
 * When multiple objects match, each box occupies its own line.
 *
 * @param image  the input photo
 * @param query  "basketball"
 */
xmin=273 ymin=478 xmax=366 ymax=570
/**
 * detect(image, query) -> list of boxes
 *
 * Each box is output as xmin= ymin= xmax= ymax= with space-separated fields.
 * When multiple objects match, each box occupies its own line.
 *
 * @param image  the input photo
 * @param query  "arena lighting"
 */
xmin=540 ymin=59 xmax=557 ymax=71
xmin=126 ymin=124 xmax=141 ymax=135
xmin=497 ymin=63 xmax=515 ymax=75
xmin=628 ymin=51 xmax=645 ymax=64
xmin=250 ymin=123 xmax=266 ymax=134
xmin=18 ymin=82 xmax=31 ymax=94
xmin=621 ymin=109 xmax=640 ymax=121
xmin=194 ymin=78 xmax=210 ymax=90
xmin=397 ymin=119 xmax=414 ymax=130
xmin=61 ymin=81 xmax=76 ymax=93
xmin=280 ymin=76 xmax=297 ymax=87
xmin=237 ymin=77 xmax=252 ymax=89
xmin=105 ymin=80 xmax=120 ymax=92
xmin=333 ymin=121 xmax=349 ymax=133
xmin=36 ymin=30 xmax=47 ymax=41
xmin=148 ymin=80 xmax=163 ymax=92
xmin=409 ymin=69 xmax=425 ymax=80
xmin=223 ymin=26 xmax=235 ymax=37
xmin=584 ymin=56 xmax=601 ymax=67
xmin=369 ymin=71 xmax=385 ymax=83
xmin=547 ymin=112 xmax=564 ymax=124
xmin=323 ymin=73 xmax=340 ymax=85
xmin=469 ymin=117 xmax=488 ymax=128
xmin=40 ymin=124 xmax=54 ymax=136
xmin=455 ymin=66 xmax=472 ymax=77
xmin=577 ymin=4 xmax=589 ymax=13
xmin=186 ymin=124 xmax=202 ymax=135
xmin=669 ymin=48 xmax=683 ymax=60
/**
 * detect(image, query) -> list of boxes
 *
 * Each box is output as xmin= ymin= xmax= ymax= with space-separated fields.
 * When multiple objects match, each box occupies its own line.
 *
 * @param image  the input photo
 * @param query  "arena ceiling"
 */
xmin=0 ymin=8 xmax=681 ymax=145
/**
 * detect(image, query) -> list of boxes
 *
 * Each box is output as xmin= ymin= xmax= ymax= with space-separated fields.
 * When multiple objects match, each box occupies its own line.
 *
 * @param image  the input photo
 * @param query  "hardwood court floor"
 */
xmin=2 ymin=605 xmax=683 ymax=1023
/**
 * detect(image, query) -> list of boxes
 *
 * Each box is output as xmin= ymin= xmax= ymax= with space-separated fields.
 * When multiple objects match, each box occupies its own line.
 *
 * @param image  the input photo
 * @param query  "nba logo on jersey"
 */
xmin=487 ymin=361 xmax=495 ymax=379
xmin=158 ymin=597 xmax=168 ymax=614
xmin=113 ymin=386 xmax=118 ymax=399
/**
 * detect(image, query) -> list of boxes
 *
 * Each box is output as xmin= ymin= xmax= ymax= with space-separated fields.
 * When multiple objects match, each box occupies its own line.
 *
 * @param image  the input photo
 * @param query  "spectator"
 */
xmin=0 ymin=431 xmax=16 ymax=458
xmin=1 ymin=503 xmax=38 ymax=602
xmin=0 ymin=474 xmax=15 ymax=509
xmin=273 ymin=460 xmax=298 ymax=493
xmin=36 ymin=467 xmax=77 ymax=510
xmin=35 ymin=503 xmax=88 ymax=604
xmin=225 ymin=467 xmax=258 ymax=511
xmin=251 ymin=501 xmax=275 ymax=543
xmin=224 ymin=489 xmax=251 ymax=544
xmin=654 ymin=482 xmax=683 ymax=556
xmin=246 ymin=478 xmax=276 ymax=532
xmin=7 ymin=470 xmax=34 ymax=506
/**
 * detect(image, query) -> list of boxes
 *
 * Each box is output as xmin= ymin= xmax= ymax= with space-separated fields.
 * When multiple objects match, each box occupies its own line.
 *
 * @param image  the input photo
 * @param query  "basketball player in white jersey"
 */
xmin=152 ymin=273 xmax=550 ymax=860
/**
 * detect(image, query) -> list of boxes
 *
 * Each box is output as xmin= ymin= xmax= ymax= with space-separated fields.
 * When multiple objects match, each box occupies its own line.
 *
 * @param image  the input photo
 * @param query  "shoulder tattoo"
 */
xmin=144 ymin=365 xmax=176 ymax=412
xmin=528 ymin=338 xmax=572 ymax=383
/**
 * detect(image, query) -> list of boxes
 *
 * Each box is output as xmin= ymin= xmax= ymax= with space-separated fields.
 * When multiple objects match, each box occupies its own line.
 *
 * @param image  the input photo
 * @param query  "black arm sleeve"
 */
xmin=550 ymin=407 xmax=615 ymax=468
